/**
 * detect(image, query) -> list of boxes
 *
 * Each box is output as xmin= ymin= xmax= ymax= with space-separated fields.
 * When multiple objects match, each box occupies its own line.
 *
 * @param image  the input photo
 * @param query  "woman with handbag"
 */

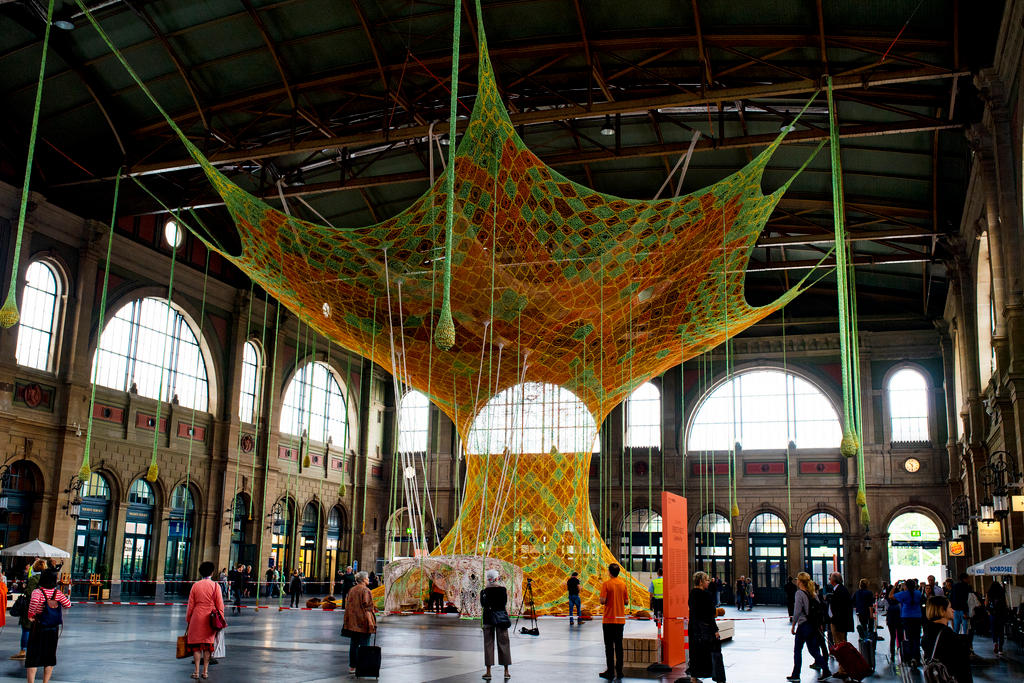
xmin=687 ymin=571 xmax=723 ymax=683
xmin=25 ymin=570 xmax=70 ymax=683
xmin=480 ymin=569 xmax=512 ymax=680
xmin=185 ymin=562 xmax=226 ymax=680
xmin=342 ymin=571 xmax=376 ymax=675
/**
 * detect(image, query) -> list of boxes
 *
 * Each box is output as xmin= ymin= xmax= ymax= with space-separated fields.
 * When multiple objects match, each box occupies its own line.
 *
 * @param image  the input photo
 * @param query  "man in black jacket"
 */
xmin=828 ymin=572 xmax=854 ymax=677
xmin=340 ymin=565 xmax=356 ymax=608
xmin=289 ymin=569 xmax=303 ymax=608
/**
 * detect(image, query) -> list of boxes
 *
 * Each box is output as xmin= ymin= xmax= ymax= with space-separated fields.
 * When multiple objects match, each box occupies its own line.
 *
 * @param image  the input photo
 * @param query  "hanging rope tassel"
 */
xmin=0 ymin=0 xmax=54 ymax=327
xmin=434 ymin=0 xmax=462 ymax=351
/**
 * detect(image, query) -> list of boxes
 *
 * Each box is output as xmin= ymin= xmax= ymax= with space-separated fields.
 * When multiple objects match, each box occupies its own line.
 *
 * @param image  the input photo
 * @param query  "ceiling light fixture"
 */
xmin=53 ymin=18 xmax=75 ymax=30
xmin=164 ymin=219 xmax=182 ymax=248
xmin=600 ymin=115 xmax=615 ymax=136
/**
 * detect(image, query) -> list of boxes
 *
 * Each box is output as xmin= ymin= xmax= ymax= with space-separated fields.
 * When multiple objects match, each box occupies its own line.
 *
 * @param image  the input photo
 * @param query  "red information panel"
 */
xmin=661 ymin=491 xmax=689 ymax=667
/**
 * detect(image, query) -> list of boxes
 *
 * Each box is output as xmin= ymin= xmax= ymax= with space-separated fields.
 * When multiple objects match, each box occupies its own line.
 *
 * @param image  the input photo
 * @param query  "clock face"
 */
xmin=904 ymin=458 xmax=921 ymax=473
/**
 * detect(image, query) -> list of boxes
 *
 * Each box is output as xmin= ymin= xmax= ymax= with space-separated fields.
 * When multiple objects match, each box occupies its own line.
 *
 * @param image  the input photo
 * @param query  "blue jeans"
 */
xmin=348 ymin=631 xmax=370 ymax=668
xmin=568 ymin=595 xmax=581 ymax=618
xmin=20 ymin=627 xmax=29 ymax=650
xmin=792 ymin=622 xmax=828 ymax=676
xmin=952 ymin=610 xmax=966 ymax=635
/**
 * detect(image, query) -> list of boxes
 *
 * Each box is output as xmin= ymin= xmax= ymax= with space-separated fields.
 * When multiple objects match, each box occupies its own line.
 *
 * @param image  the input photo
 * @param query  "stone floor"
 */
xmin=0 ymin=604 xmax=1018 ymax=682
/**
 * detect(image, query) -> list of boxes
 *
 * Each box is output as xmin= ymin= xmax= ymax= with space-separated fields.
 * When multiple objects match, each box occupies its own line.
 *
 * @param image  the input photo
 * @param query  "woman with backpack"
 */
xmin=12 ymin=559 xmax=46 ymax=661
xmin=25 ymin=570 xmax=71 ymax=683
xmin=921 ymin=595 xmax=972 ymax=682
xmin=788 ymin=572 xmax=831 ymax=682
xmin=185 ymin=562 xmax=226 ymax=680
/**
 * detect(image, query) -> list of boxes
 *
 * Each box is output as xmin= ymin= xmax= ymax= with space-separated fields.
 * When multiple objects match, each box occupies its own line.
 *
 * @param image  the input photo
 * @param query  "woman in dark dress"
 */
xmin=480 ymin=569 xmax=512 ymax=680
xmin=688 ymin=570 xmax=722 ymax=683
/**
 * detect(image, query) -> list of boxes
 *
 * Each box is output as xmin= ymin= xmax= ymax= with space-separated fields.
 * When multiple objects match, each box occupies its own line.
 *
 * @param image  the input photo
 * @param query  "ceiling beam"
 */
xmin=746 ymin=253 xmax=933 ymax=272
xmin=756 ymin=227 xmax=940 ymax=247
xmin=116 ymin=66 xmax=965 ymax=178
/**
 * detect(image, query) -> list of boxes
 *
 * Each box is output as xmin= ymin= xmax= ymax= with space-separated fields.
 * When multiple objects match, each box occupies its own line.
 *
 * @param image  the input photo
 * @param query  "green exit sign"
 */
xmin=910 ymin=530 xmax=921 ymax=537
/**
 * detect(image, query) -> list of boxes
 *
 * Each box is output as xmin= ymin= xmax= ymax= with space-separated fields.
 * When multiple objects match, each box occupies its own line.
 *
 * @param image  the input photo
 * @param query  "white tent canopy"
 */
xmin=0 ymin=539 xmax=70 ymax=558
xmin=966 ymin=546 xmax=1024 ymax=576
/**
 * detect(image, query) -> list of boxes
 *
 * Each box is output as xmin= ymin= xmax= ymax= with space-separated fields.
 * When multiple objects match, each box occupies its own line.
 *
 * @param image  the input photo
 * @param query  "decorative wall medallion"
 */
xmin=22 ymin=384 xmax=42 ymax=408
xmin=240 ymin=434 xmax=255 ymax=453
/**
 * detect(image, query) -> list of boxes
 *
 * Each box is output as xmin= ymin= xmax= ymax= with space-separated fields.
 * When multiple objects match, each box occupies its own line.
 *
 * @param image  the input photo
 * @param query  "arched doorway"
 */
xmin=270 ymin=498 xmax=295 ymax=575
xmin=165 ymin=484 xmax=195 ymax=596
xmin=888 ymin=511 xmax=943 ymax=583
xmin=803 ymin=512 xmax=845 ymax=587
xmin=122 ymin=479 xmax=156 ymax=597
xmin=748 ymin=512 xmax=787 ymax=605
xmin=386 ymin=507 xmax=415 ymax=561
xmin=72 ymin=472 xmax=111 ymax=597
xmin=298 ymin=502 xmax=321 ymax=582
xmin=0 ymin=461 xmax=42 ymax=577
xmin=229 ymin=493 xmax=255 ymax=568
xmin=619 ymin=509 xmax=662 ymax=573
xmin=326 ymin=506 xmax=347 ymax=592
xmin=695 ymin=512 xmax=733 ymax=601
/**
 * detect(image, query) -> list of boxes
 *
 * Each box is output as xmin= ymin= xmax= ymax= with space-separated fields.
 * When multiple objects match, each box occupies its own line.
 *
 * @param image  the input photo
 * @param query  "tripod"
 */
xmin=514 ymin=578 xmax=539 ymax=636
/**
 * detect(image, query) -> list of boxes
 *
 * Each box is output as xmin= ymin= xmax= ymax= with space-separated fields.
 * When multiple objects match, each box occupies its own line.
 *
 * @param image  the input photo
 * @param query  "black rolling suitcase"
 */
xmin=858 ymin=618 xmax=877 ymax=675
xmin=355 ymin=633 xmax=381 ymax=679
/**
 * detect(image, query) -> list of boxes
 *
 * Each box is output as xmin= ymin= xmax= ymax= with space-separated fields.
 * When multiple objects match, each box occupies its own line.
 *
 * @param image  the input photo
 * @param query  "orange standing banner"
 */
xmin=661 ymin=491 xmax=689 ymax=667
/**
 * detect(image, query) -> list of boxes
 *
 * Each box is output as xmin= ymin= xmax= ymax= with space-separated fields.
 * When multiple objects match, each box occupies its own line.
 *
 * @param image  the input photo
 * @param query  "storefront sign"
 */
xmin=948 ymin=541 xmax=965 ymax=557
xmin=978 ymin=521 xmax=1002 ymax=544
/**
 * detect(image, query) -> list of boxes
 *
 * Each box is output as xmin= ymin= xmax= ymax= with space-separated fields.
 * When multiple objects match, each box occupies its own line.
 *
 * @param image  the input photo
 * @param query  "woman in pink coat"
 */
xmin=186 ymin=562 xmax=225 ymax=679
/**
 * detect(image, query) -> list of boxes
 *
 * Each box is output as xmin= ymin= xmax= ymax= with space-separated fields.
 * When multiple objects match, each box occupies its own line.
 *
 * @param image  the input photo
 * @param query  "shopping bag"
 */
xmin=175 ymin=634 xmax=188 ymax=659
xmin=213 ymin=630 xmax=226 ymax=659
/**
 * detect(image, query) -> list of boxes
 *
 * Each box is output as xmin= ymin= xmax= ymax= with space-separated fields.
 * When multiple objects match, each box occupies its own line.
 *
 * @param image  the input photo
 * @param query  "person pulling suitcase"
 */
xmin=342 ymin=571 xmax=379 ymax=677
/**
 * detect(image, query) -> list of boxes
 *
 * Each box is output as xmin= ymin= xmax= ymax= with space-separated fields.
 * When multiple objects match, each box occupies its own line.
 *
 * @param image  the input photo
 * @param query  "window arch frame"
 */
xmin=92 ymin=295 xmax=215 ymax=412
xmin=16 ymin=258 xmax=66 ymax=373
xmin=626 ymin=381 xmax=662 ymax=450
xmin=238 ymin=339 xmax=263 ymax=424
xmin=280 ymin=359 xmax=351 ymax=446
xmin=685 ymin=366 xmax=842 ymax=452
xmin=884 ymin=364 xmax=932 ymax=446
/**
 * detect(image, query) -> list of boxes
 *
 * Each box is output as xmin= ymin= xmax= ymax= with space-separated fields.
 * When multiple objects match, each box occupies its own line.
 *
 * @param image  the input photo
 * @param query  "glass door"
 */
xmin=121 ymin=521 xmax=153 ymax=597
xmin=748 ymin=533 xmax=787 ymax=605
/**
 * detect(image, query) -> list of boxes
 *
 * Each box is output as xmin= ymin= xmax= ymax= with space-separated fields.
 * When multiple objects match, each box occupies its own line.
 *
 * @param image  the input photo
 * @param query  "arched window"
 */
xmin=627 ymin=382 xmax=661 ymax=449
xmin=80 ymin=472 xmax=110 ymax=499
xmin=398 ymin=390 xmax=430 ymax=453
xmin=467 ymin=382 xmax=599 ymax=455
xmin=128 ymin=479 xmax=155 ymax=505
xmin=16 ymin=261 xmax=61 ymax=371
xmin=688 ymin=370 xmax=841 ymax=451
xmin=281 ymin=361 xmax=348 ymax=444
xmin=93 ymin=297 xmax=210 ymax=411
xmin=887 ymin=368 xmax=929 ymax=443
xmin=239 ymin=341 xmax=262 ymax=423
xmin=803 ymin=512 xmax=844 ymax=586
xmin=619 ymin=509 xmax=662 ymax=573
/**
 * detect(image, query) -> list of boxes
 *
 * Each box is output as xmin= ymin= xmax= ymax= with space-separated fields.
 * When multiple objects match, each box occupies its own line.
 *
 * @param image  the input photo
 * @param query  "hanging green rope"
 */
xmin=80 ymin=169 xmax=121 ymax=481
xmin=827 ymin=76 xmax=869 ymax=527
xmin=182 ymin=250 xmax=211 ymax=503
xmin=146 ymin=212 xmax=181 ymax=483
xmin=0 ymin=0 xmax=54 ymax=328
xmin=433 ymin=0 xmax=461 ymax=351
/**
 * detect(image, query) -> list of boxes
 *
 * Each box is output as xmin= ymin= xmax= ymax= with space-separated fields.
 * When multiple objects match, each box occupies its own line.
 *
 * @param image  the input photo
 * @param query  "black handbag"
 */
xmin=490 ymin=609 xmax=512 ymax=629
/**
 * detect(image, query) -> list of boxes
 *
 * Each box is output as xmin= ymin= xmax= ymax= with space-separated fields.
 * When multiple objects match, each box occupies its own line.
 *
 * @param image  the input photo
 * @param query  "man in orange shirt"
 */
xmin=599 ymin=563 xmax=628 ymax=681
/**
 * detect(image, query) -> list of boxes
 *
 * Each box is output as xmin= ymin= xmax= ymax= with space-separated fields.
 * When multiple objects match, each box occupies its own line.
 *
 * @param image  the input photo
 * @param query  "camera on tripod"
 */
xmin=517 ymin=576 xmax=540 ymax=636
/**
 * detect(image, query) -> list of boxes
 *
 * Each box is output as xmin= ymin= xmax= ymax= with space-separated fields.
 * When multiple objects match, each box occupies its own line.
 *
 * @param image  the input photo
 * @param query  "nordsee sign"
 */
xmin=988 ymin=565 xmax=1013 ymax=573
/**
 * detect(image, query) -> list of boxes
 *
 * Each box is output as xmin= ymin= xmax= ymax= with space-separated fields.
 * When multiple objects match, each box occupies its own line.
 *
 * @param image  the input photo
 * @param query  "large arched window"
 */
xmin=688 ymin=370 xmax=841 ymax=451
xmin=627 ymin=382 xmax=661 ymax=449
xmin=467 ymin=382 xmax=599 ymax=455
xmin=93 ymin=297 xmax=210 ymax=411
xmin=398 ymin=390 xmax=430 ymax=453
xmin=238 ymin=340 xmax=262 ymax=424
xmin=887 ymin=368 xmax=930 ymax=443
xmin=281 ymin=361 xmax=348 ymax=444
xmin=16 ymin=261 xmax=61 ymax=371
